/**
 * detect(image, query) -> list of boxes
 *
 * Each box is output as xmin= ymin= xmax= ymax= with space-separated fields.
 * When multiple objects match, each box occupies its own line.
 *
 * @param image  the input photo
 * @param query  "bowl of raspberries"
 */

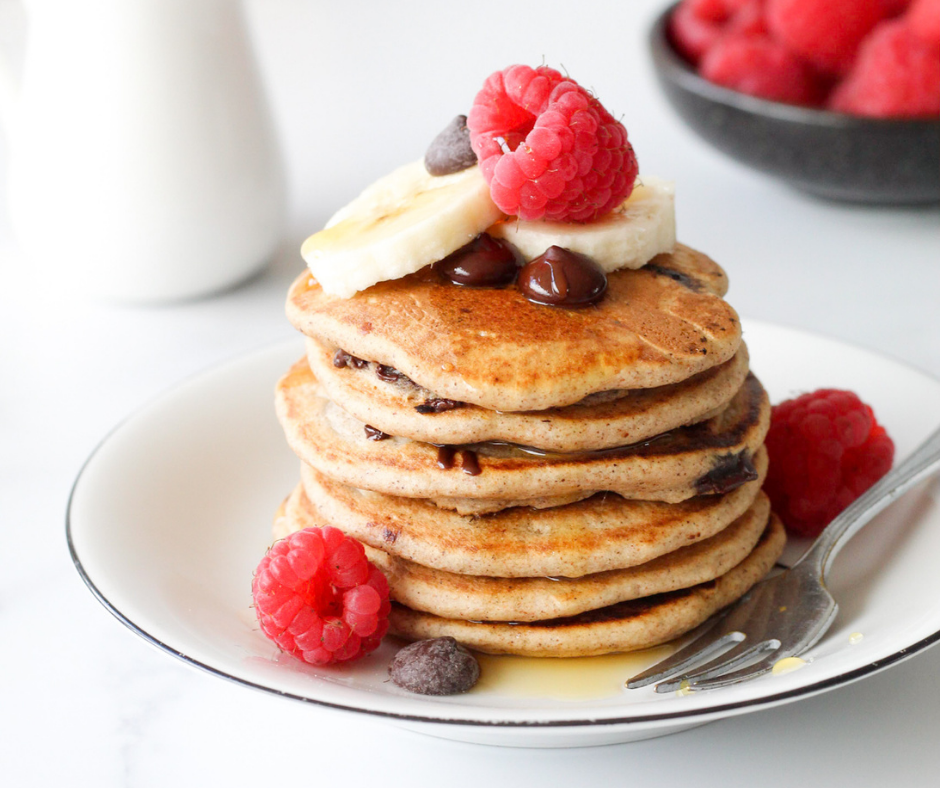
xmin=650 ymin=0 xmax=940 ymax=202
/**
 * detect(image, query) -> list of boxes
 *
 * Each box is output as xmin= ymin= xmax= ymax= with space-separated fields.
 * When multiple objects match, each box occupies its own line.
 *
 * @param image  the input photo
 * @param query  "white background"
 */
xmin=1 ymin=0 xmax=939 ymax=785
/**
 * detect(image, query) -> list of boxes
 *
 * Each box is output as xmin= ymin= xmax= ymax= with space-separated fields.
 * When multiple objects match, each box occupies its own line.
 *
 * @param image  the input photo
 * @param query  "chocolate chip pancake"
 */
xmin=305 ymin=335 xmax=750 ymax=452
xmin=285 ymin=243 xmax=741 ymax=411
xmin=386 ymin=514 xmax=786 ymax=657
xmin=276 ymin=483 xmax=772 ymax=622
xmin=266 ymin=69 xmax=788 ymax=664
xmin=296 ymin=448 xmax=768 ymax=577
xmin=276 ymin=359 xmax=770 ymax=505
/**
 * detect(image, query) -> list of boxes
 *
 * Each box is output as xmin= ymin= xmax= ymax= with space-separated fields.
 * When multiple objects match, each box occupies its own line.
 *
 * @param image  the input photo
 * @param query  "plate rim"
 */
xmin=66 ymin=320 xmax=940 ymax=731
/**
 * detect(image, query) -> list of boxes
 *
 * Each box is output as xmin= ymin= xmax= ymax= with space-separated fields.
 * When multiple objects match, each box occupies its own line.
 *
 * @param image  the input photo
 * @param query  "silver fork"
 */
xmin=627 ymin=423 xmax=940 ymax=693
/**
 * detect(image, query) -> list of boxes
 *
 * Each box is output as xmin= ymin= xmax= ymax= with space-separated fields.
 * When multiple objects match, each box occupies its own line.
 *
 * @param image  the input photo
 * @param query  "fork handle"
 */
xmin=795 ymin=423 xmax=940 ymax=582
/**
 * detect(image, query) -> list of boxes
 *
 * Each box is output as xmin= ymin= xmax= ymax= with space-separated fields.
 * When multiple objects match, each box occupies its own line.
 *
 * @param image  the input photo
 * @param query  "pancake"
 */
xmin=285 ymin=243 xmax=741 ymax=411
xmin=276 ymin=483 xmax=772 ymax=622
xmin=386 ymin=513 xmax=786 ymax=657
xmin=276 ymin=360 xmax=770 ymax=504
xmin=297 ymin=447 xmax=768 ymax=577
xmin=305 ymin=335 xmax=750 ymax=452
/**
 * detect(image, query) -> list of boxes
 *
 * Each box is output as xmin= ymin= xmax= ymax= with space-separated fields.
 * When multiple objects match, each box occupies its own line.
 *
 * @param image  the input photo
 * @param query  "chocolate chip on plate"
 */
xmin=424 ymin=114 xmax=478 ymax=176
xmin=389 ymin=637 xmax=480 ymax=695
xmin=517 ymin=246 xmax=607 ymax=307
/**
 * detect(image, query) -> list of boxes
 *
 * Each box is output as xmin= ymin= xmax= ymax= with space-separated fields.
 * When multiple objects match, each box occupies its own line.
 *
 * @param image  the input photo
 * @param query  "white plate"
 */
xmin=68 ymin=321 xmax=940 ymax=748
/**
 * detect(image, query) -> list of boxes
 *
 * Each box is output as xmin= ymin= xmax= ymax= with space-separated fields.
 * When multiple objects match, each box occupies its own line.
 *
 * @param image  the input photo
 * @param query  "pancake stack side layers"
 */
xmin=271 ymin=68 xmax=785 ymax=659
xmin=273 ymin=248 xmax=784 ymax=657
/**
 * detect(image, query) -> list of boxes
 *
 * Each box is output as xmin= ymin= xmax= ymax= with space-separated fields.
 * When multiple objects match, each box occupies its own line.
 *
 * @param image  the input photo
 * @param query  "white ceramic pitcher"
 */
xmin=0 ymin=0 xmax=285 ymax=301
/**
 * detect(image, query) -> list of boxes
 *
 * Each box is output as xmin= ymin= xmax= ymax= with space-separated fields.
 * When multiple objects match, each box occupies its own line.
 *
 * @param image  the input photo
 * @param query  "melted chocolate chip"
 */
xmin=436 ymin=445 xmax=457 ymax=470
xmin=424 ymin=115 xmax=477 ymax=176
xmin=333 ymin=349 xmax=367 ymax=369
xmin=375 ymin=364 xmax=401 ymax=382
xmin=435 ymin=234 xmax=519 ymax=288
xmin=364 ymin=425 xmax=390 ymax=441
xmin=695 ymin=452 xmax=758 ymax=495
xmin=646 ymin=263 xmax=704 ymax=292
xmin=517 ymin=246 xmax=607 ymax=307
xmin=416 ymin=397 xmax=463 ymax=414
xmin=433 ymin=445 xmax=482 ymax=475
xmin=460 ymin=450 xmax=481 ymax=476
xmin=389 ymin=637 xmax=480 ymax=696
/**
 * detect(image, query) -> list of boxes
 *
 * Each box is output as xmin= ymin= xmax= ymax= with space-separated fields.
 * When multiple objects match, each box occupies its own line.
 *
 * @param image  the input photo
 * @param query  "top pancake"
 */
xmin=286 ymin=243 xmax=741 ymax=411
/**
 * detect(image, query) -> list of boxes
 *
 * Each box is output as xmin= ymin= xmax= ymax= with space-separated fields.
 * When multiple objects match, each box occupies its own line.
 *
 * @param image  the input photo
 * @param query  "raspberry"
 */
xmin=725 ymin=0 xmax=769 ymax=37
xmin=767 ymin=0 xmax=887 ymax=75
xmin=467 ymin=65 xmax=638 ymax=223
xmin=670 ymin=1 xmax=727 ymax=64
xmin=252 ymin=526 xmax=391 ymax=665
xmin=907 ymin=0 xmax=940 ymax=48
xmin=763 ymin=389 xmax=894 ymax=538
xmin=700 ymin=33 xmax=826 ymax=105
xmin=881 ymin=0 xmax=912 ymax=15
xmin=688 ymin=0 xmax=751 ymax=23
xmin=828 ymin=20 xmax=940 ymax=117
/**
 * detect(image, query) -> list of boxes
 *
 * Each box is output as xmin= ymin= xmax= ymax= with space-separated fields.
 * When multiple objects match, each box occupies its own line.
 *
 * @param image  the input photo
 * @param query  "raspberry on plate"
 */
xmin=763 ymin=389 xmax=895 ymax=538
xmin=252 ymin=526 xmax=391 ymax=665
xmin=828 ymin=19 xmax=940 ymax=117
xmin=767 ymin=0 xmax=887 ymax=75
xmin=700 ymin=33 xmax=825 ymax=105
xmin=467 ymin=65 xmax=638 ymax=223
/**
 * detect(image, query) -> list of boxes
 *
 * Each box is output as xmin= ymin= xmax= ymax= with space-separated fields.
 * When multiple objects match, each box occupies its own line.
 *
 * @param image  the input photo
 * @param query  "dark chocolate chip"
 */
xmin=435 ymin=233 xmax=519 ymax=288
xmin=517 ymin=246 xmax=607 ymax=307
xmin=460 ymin=450 xmax=481 ymax=476
xmin=364 ymin=425 xmax=390 ymax=441
xmin=695 ymin=452 xmax=758 ymax=495
xmin=424 ymin=115 xmax=477 ymax=176
xmin=333 ymin=349 xmax=368 ymax=369
xmin=645 ymin=263 xmax=704 ymax=292
xmin=375 ymin=364 xmax=401 ymax=382
xmin=436 ymin=445 xmax=457 ymax=470
xmin=389 ymin=637 xmax=480 ymax=695
xmin=416 ymin=397 xmax=463 ymax=414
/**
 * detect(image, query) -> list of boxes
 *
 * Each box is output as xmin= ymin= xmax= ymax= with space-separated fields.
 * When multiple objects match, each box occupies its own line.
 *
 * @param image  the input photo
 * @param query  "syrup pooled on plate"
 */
xmin=473 ymin=646 xmax=675 ymax=700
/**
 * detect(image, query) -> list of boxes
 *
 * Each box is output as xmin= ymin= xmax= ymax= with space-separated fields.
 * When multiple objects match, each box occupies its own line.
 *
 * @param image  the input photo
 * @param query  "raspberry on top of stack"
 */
xmin=670 ymin=0 xmax=940 ymax=117
xmin=257 ymin=64 xmax=790 ymax=670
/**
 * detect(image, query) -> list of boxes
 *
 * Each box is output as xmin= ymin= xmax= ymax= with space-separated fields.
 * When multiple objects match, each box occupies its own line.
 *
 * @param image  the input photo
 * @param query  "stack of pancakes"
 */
xmin=273 ymin=242 xmax=785 ymax=657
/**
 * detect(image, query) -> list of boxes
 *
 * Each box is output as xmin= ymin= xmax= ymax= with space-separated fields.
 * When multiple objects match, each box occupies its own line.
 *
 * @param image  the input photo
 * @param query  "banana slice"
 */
xmin=488 ymin=176 xmax=676 ymax=271
xmin=301 ymin=160 xmax=503 ymax=298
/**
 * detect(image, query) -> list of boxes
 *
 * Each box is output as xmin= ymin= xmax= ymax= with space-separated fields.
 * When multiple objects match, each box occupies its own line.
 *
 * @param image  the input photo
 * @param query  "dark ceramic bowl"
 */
xmin=649 ymin=3 xmax=940 ymax=203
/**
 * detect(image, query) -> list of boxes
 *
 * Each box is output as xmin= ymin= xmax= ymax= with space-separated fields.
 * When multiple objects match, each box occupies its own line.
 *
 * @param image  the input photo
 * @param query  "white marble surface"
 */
xmin=1 ymin=0 xmax=939 ymax=785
